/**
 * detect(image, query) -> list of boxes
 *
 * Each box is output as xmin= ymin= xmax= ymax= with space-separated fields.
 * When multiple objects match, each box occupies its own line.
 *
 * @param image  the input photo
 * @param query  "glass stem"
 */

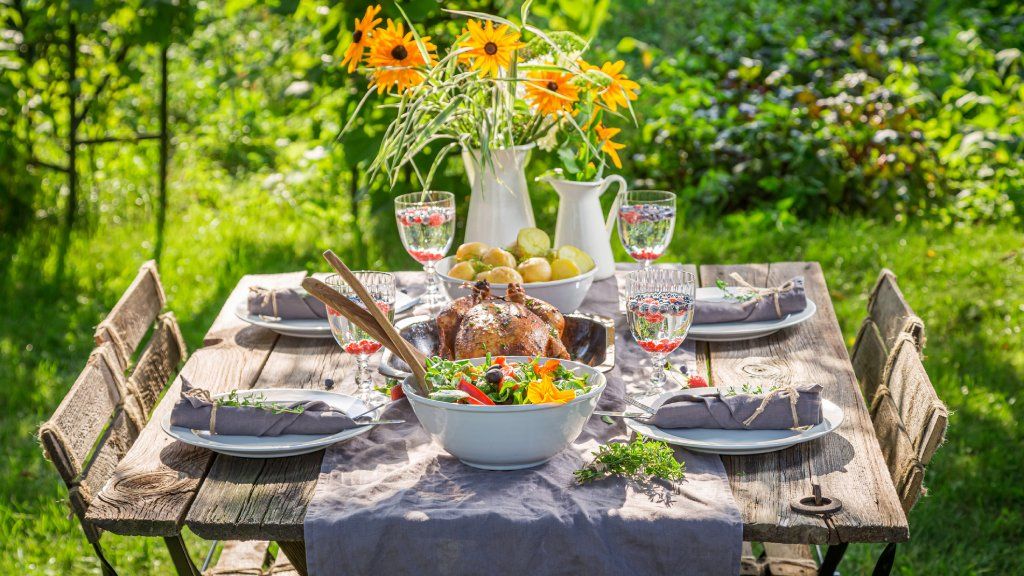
xmin=421 ymin=261 xmax=444 ymax=304
xmin=356 ymin=353 xmax=371 ymax=400
xmin=650 ymin=353 xmax=668 ymax=389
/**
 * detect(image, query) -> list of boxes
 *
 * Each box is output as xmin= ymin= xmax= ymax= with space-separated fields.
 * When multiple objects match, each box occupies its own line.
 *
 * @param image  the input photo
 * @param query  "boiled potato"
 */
xmin=516 ymin=228 xmax=551 ymax=259
xmin=456 ymin=242 xmax=490 ymax=262
xmin=481 ymin=247 xmax=517 ymax=269
xmin=517 ymin=257 xmax=552 ymax=283
xmin=482 ymin=266 xmax=524 ymax=284
xmin=556 ymin=245 xmax=595 ymax=273
xmin=550 ymin=258 xmax=581 ymax=281
xmin=448 ymin=261 xmax=476 ymax=281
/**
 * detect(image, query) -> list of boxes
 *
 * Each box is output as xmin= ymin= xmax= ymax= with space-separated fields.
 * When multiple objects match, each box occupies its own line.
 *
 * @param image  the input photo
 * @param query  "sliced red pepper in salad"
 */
xmin=390 ymin=384 xmax=406 ymax=400
xmin=458 ymin=378 xmax=496 ymax=405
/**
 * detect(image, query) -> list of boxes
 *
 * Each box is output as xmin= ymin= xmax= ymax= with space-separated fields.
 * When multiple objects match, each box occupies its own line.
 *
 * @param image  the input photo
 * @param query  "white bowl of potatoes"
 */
xmin=436 ymin=228 xmax=597 ymax=313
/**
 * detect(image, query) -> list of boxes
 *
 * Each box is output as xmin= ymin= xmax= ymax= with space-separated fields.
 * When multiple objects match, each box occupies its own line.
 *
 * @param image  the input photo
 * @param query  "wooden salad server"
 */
xmin=301 ymin=251 xmax=430 ymax=395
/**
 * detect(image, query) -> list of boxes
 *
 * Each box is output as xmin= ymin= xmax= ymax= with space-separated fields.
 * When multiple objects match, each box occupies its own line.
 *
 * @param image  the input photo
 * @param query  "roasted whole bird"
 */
xmin=436 ymin=280 xmax=570 ymax=359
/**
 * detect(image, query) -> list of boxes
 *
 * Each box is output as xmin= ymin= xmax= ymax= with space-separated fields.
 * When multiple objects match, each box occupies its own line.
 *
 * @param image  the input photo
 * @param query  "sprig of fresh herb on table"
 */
xmin=216 ymin=390 xmax=304 ymax=414
xmin=716 ymin=279 xmax=757 ymax=303
xmin=575 ymin=435 xmax=685 ymax=484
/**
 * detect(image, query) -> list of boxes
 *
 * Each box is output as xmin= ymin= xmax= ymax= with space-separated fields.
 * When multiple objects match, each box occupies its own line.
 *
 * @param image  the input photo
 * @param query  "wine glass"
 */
xmin=325 ymin=272 xmax=396 ymax=402
xmin=625 ymin=268 xmax=696 ymax=393
xmin=617 ymin=190 xmax=676 ymax=268
xmin=395 ymin=191 xmax=456 ymax=309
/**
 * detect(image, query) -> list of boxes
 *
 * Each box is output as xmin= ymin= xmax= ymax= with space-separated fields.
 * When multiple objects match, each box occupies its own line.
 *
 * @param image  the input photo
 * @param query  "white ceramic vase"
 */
xmin=461 ymin=144 xmax=536 ymax=247
xmin=542 ymin=175 xmax=628 ymax=281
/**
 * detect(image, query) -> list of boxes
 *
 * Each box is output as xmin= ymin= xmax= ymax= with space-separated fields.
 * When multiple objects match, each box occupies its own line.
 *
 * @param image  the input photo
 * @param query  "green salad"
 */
xmin=420 ymin=355 xmax=592 ymax=406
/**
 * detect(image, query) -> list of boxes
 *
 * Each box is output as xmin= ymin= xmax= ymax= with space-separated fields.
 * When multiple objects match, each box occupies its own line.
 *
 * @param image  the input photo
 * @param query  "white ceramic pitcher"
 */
xmin=542 ymin=175 xmax=627 ymax=281
xmin=462 ymin=144 xmax=536 ymax=247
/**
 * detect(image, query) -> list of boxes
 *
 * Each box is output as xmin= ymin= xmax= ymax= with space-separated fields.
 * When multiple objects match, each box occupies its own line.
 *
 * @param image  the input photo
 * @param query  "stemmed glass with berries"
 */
xmin=325 ymin=272 xmax=395 ymax=403
xmin=617 ymin=190 xmax=676 ymax=267
xmin=395 ymin=191 xmax=456 ymax=309
xmin=626 ymin=268 xmax=695 ymax=393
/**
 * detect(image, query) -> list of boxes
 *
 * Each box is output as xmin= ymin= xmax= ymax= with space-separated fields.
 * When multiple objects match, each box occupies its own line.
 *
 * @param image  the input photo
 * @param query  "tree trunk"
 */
xmin=155 ymin=44 xmax=170 ymax=261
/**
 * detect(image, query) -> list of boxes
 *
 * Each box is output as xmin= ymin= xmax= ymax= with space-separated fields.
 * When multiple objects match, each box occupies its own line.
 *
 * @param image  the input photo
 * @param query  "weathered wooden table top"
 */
xmin=86 ymin=261 xmax=909 ymax=551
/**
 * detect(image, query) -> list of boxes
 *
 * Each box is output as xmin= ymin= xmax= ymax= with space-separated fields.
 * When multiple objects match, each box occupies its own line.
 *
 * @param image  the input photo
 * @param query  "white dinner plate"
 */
xmin=688 ymin=287 xmax=817 ymax=342
xmin=234 ymin=291 xmax=418 ymax=339
xmin=624 ymin=388 xmax=844 ymax=455
xmin=161 ymin=389 xmax=376 ymax=458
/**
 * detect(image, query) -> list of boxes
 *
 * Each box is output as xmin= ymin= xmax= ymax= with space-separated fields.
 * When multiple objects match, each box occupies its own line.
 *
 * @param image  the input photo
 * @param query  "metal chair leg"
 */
xmin=163 ymin=535 xmax=202 ymax=576
xmin=817 ymin=542 xmax=849 ymax=576
xmin=872 ymin=543 xmax=897 ymax=576
xmin=91 ymin=541 xmax=119 ymax=576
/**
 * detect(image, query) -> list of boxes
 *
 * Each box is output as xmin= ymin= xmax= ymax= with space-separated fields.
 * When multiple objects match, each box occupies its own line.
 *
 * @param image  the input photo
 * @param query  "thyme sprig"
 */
xmin=716 ymin=279 xmax=757 ymax=303
xmin=575 ymin=434 xmax=685 ymax=484
xmin=216 ymin=390 xmax=305 ymax=415
xmin=724 ymin=383 xmax=781 ymax=396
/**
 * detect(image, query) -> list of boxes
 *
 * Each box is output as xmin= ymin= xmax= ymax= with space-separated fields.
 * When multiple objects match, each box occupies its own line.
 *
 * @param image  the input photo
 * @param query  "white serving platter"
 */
xmin=688 ymin=286 xmax=817 ymax=342
xmin=624 ymin=388 xmax=844 ymax=455
xmin=161 ymin=388 xmax=376 ymax=458
xmin=234 ymin=291 xmax=418 ymax=339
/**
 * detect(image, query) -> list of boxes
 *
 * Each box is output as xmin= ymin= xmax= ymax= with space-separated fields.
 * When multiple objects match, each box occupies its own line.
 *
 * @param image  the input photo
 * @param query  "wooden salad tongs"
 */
xmin=301 ymin=250 xmax=431 ymax=396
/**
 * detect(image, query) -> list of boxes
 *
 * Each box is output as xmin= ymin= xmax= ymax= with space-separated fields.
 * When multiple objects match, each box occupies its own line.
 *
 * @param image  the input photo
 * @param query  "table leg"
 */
xmin=163 ymin=535 xmax=202 ymax=576
xmin=278 ymin=541 xmax=308 ymax=576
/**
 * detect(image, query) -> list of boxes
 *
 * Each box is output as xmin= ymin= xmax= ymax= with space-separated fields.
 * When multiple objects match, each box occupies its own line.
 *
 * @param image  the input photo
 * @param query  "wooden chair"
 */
xmin=39 ymin=261 xmax=275 ymax=576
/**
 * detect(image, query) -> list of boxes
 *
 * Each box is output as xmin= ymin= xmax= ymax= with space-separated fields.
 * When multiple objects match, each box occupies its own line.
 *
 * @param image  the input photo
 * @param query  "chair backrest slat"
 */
xmin=851 ymin=318 xmax=888 ymax=405
xmin=39 ymin=345 xmax=126 ymax=486
xmin=93 ymin=260 xmax=166 ymax=370
xmin=871 ymin=393 xmax=925 ymax=514
xmin=882 ymin=334 xmax=948 ymax=465
xmin=867 ymin=269 xmax=925 ymax=353
xmin=126 ymin=312 xmax=188 ymax=418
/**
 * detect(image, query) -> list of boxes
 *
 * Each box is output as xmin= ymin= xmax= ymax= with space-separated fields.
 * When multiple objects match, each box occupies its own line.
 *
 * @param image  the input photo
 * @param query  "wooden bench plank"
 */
xmin=127 ymin=312 xmax=188 ymax=418
xmin=85 ymin=273 xmax=306 ymax=536
xmin=185 ymin=336 xmax=354 ymax=541
xmin=763 ymin=543 xmax=816 ymax=575
xmin=94 ymin=260 xmax=166 ymax=370
xmin=207 ymin=540 xmax=271 ymax=576
xmin=867 ymin=269 xmax=925 ymax=353
xmin=882 ymin=334 xmax=947 ymax=465
xmin=707 ymin=262 xmax=909 ymax=544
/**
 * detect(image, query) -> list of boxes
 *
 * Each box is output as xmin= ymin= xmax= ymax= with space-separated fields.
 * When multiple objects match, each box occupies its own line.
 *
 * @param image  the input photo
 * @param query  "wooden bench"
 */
xmin=39 ymin=261 xmax=284 ymax=576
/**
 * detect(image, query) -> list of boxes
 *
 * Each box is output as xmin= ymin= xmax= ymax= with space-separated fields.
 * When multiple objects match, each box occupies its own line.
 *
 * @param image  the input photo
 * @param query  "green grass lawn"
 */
xmin=1 ymin=186 xmax=1021 ymax=574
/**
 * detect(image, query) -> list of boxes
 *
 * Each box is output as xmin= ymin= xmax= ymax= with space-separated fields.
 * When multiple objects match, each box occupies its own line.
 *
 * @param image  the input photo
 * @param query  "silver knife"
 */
xmin=593 ymin=411 xmax=648 ymax=419
xmin=354 ymin=419 xmax=406 ymax=426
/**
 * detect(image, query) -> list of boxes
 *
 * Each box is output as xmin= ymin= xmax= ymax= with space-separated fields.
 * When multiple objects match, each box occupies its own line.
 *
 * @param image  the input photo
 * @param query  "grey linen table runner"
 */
xmin=694 ymin=275 xmax=806 ymax=324
xmin=169 ymin=380 xmax=357 ymax=436
xmin=304 ymin=270 xmax=742 ymax=575
xmin=648 ymin=383 xmax=824 ymax=429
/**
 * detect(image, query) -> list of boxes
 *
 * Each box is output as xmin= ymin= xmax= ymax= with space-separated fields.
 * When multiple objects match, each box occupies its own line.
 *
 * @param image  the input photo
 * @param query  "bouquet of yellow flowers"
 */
xmin=339 ymin=2 xmax=641 ymax=187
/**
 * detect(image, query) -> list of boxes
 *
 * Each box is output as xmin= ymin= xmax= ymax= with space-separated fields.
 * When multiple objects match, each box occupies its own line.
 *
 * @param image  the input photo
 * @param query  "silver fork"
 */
xmin=624 ymin=395 xmax=657 ymax=414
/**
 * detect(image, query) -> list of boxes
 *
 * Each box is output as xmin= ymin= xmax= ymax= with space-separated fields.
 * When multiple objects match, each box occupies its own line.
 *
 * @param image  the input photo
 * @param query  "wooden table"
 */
xmin=86 ymin=262 xmax=909 ymax=575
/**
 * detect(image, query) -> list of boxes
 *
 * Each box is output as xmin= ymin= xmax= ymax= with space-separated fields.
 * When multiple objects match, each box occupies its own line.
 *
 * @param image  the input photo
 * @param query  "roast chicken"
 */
xmin=436 ymin=280 xmax=570 ymax=360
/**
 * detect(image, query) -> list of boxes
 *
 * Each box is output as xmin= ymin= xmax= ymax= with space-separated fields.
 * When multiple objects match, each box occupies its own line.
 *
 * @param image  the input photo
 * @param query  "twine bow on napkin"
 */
xmin=182 ymin=385 xmax=220 ymax=433
xmin=728 ymin=272 xmax=797 ymax=319
xmin=741 ymin=383 xmax=807 ymax=430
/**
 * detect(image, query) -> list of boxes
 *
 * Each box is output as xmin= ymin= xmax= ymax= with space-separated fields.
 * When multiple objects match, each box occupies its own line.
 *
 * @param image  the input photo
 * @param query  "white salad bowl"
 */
xmin=434 ymin=256 xmax=596 ymax=313
xmin=402 ymin=356 xmax=606 ymax=470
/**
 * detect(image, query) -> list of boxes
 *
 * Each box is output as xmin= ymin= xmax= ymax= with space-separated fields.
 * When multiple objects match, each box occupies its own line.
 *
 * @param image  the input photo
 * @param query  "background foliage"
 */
xmin=0 ymin=0 xmax=1021 ymax=574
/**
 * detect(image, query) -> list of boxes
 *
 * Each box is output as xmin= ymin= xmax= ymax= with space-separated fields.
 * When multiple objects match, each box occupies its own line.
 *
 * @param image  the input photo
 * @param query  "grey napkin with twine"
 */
xmin=169 ymin=380 xmax=357 ymax=436
xmin=247 ymin=286 xmax=328 ymax=320
xmin=649 ymin=383 xmax=824 ymax=430
xmin=694 ymin=274 xmax=807 ymax=324
xmin=304 ymin=270 xmax=743 ymax=576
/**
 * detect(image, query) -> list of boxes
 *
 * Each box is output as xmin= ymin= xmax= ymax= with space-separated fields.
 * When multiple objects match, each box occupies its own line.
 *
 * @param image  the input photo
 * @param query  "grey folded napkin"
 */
xmin=694 ymin=274 xmax=806 ymax=324
xmin=648 ymin=383 xmax=824 ymax=429
xmin=170 ymin=381 xmax=357 ymax=436
xmin=247 ymin=286 xmax=328 ymax=320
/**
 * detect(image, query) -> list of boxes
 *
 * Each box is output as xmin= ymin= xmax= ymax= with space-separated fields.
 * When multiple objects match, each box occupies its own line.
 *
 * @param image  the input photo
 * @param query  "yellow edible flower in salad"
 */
xmin=527 ymin=375 xmax=576 ymax=405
